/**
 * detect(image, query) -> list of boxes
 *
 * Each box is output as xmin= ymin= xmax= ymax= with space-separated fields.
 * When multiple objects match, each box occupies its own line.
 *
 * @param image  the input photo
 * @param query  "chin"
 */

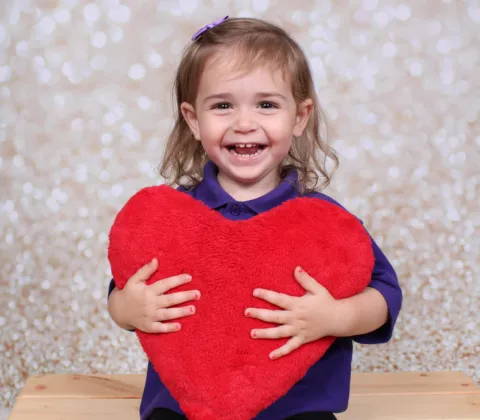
xmin=225 ymin=166 xmax=278 ymax=185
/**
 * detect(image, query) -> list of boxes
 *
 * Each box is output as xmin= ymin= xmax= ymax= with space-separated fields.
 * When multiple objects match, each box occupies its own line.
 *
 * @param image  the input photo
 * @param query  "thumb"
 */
xmin=132 ymin=258 xmax=158 ymax=283
xmin=294 ymin=266 xmax=322 ymax=293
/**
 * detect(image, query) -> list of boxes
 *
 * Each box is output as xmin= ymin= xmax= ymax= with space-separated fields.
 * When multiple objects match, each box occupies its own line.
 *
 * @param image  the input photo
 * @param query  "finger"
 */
xmin=245 ymin=308 xmax=290 ymax=325
xmin=153 ymin=273 xmax=193 ymax=295
xmin=269 ymin=336 xmax=304 ymax=360
xmin=157 ymin=305 xmax=196 ymax=321
xmin=253 ymin=288 xmax=293 ymax=310
xmin=294 ymin=266 xmax=322 ymax=293
xmin=132 ymin=258 xmax=159 ymax=283
xmin=149 ymin=321 xmax=181 ymax=334
xmin=160 ymin=290 xmax=200 ymax=308
xmin=251 ymin=325 xmax=293 ymax=340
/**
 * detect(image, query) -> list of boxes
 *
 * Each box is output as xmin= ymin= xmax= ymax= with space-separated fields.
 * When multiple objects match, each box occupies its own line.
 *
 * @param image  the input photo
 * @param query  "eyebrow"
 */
xmin=202 ymin=92 xmax=288 ymax=103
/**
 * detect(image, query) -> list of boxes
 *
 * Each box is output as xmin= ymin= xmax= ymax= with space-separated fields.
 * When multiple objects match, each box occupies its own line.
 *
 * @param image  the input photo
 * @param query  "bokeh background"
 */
xmin=1 ymin=0 xmax=479 ymax=418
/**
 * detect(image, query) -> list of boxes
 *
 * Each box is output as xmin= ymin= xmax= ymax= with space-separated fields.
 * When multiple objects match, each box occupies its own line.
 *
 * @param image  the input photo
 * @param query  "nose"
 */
xmin=233 ymin=109 xmax=258 ymax=134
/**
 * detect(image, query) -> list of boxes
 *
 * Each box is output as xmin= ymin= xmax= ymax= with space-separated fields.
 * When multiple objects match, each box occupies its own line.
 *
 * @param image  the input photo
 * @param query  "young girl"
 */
xmin=107 ymin=17 xmax=402 ymax=420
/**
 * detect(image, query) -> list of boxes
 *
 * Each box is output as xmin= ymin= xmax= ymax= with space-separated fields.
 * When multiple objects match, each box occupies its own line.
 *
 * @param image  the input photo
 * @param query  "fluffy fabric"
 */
xmin=108 ymin=185 xmax=374 ymax=420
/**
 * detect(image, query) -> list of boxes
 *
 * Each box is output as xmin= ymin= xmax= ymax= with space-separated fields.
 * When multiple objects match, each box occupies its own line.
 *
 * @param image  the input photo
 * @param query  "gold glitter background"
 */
xmin=1 ymin=0 xmax=479 ymax=418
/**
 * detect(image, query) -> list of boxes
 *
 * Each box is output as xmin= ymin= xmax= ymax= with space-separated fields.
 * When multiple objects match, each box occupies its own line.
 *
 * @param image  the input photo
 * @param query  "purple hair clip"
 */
xmin=191 ymin=16 xmax=229 ymax=41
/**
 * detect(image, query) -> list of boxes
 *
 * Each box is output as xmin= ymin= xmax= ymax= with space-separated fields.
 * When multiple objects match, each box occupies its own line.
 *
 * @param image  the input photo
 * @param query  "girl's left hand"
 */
xmin=245 ymin=266 xmax=343 ymax=360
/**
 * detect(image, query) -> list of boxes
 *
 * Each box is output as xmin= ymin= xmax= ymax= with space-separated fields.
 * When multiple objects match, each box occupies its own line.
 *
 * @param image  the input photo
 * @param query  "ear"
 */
xmin=180 ymin=102 xmax=201 ymax=140
xmin=293 ymin=99 xmax=313 ymax=137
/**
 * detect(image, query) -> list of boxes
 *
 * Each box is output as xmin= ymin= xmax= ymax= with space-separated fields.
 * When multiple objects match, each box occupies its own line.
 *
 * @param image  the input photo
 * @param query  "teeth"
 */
xmin=231 ymin=144 xmax=255 ymax=148
xmin=229 ymin=148 xmax=263 ymax=157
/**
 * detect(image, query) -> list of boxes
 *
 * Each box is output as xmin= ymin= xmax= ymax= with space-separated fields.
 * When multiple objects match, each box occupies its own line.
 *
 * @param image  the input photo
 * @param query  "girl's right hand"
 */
xmin=108 ymin=258 xmax=200 ymax=333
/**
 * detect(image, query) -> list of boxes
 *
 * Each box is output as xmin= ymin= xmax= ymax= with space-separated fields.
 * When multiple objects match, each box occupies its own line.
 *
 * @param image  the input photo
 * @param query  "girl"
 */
xmin=107 ymin=17 xmax=402 ymax=420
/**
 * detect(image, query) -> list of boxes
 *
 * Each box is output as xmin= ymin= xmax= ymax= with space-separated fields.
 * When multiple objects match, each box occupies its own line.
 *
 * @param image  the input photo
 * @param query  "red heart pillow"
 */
xmin=108 ymin=186 xmax=374 ymax=420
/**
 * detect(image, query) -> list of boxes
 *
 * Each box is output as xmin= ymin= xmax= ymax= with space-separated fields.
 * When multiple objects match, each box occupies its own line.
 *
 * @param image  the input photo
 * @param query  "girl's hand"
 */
xmin=245 ymin=266 xmax=343 ymax=360
xmin=108 ymin=258 xmax=201 ymax=333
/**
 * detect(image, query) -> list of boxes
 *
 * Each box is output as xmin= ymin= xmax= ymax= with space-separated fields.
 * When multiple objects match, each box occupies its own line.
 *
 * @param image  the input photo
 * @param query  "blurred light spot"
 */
xmin=362 ymin=0 xmax=378 ymax=11
xmin=108 ymin=5 xmax=131 ymax=23
xmin=128 ymin=63 xmax=145 ymax=80
xmin=91 ymin=31 xmax=107 ymax=48
xmin=83 ymin=3 xmax=101 ymax=22
xmin=147 ymin=51 xmax=163 ymax=68
xmin=395 ymin=4 xmax=411 ymax=21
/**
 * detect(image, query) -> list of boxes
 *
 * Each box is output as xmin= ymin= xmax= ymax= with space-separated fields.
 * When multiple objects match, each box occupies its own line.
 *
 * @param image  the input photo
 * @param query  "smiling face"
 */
xmin=181 ymin=54 xmax=312 ymax=200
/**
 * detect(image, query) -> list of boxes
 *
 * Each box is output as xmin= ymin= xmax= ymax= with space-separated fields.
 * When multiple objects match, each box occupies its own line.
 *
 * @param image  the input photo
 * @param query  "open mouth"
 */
xmin=226 ymin=143 xmax=266 ymax=157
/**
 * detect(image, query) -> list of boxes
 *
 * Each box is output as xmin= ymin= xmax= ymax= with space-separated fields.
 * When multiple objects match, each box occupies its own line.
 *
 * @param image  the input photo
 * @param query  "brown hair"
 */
xmin=159 ymin=17 xmax=339 ymax=193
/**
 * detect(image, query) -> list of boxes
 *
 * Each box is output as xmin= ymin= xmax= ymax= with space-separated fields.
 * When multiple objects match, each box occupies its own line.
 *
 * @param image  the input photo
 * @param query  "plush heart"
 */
xmin=108 ymin=185 xmax=374 ymax=420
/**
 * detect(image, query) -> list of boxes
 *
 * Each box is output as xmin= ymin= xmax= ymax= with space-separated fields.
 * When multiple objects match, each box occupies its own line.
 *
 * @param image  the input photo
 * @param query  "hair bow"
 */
xmin=191 ymin=16 xmax=229 ymax=40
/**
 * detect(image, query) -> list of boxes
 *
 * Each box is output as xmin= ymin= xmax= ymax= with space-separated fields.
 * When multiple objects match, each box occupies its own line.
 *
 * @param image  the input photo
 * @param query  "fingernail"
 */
xmin=185 ymin=274 xmax=192 ymax=281
xmin=175 ymin=323 xmax=181 ymax=330
xmin=253 ymin=289 xmax=260 ymax=297
xmin=195 ymin=292 xmax=200 ymax=300
xmin=189 ymin=306 xmax=195 ymax=313
xmin=252 ymin=331 xmax=257 ymax=338
xmin=297 ymin=266 xmax=304 ymax=273
xmin=152 ymin=258 xmax=157 ymax=264
xmin=270 ymin=353 xmax=277 ymax=360
xmin=245 ymin=310 xmax=251 ymax=317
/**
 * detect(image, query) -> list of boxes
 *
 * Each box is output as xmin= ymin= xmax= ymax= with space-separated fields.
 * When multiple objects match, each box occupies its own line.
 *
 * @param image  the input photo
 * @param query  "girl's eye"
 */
xmin=213 ymin=103 xmax=231 ymax=110
xmin=259 ymin=102 xmax=278 ymax=109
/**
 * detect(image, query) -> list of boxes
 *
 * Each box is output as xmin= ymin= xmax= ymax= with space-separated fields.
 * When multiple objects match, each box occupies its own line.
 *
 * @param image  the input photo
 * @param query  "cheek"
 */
xmin=280 ymin=137 xmax=294 ymax=154
xmin=198 ymin=114 xmax=227 ymax=140
xmin=267 ymin=131 xmax=293 ymax=157
xmin=266 ymin=118 xmax=296 ymax=142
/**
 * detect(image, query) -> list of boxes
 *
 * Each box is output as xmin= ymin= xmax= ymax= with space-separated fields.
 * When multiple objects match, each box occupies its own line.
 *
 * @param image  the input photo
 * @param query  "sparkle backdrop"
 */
xmin=1 ymin=0 xmax=479 ymax=417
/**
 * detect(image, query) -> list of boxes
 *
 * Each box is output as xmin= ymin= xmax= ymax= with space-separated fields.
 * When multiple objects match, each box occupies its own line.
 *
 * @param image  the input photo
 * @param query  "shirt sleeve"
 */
xmin=352 ymin=236 xmax=403 ymax=344
xmin=108 ymin=278 xmax=116 ymax=298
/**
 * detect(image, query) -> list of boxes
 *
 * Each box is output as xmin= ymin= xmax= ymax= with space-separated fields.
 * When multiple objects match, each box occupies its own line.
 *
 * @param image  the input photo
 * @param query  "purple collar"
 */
xmin=194 ymin=161 xmax=300 ymax=214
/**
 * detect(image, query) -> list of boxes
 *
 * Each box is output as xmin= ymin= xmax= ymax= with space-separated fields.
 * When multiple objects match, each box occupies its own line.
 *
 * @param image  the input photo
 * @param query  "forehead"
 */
xmin=198 ymin=51 xmax=292 ymax=93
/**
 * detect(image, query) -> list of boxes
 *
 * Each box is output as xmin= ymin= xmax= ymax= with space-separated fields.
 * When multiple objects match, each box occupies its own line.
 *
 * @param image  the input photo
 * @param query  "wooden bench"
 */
xmin=9 ymin=371 xmax=480 ymax=419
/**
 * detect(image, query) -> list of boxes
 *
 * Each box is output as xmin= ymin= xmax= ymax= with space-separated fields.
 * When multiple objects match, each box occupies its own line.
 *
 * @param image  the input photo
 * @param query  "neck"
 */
xmin=217 ymin=170 xmax=280 ymax=202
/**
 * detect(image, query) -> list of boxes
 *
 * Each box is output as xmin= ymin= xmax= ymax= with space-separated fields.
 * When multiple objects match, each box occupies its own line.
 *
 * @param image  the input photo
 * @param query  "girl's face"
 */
xmin=181 ymin=56 xmax=312 ymax=200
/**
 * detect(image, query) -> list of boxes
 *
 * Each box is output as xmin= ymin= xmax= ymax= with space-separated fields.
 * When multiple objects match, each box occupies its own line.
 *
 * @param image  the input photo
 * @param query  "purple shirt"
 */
xmin=108 ymin=161 xmax=402 ymax=419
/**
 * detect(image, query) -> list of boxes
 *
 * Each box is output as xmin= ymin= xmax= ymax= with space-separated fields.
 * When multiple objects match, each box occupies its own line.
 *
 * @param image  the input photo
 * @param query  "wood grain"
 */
xmin=11 ymin=371 xmax=480 ymax=419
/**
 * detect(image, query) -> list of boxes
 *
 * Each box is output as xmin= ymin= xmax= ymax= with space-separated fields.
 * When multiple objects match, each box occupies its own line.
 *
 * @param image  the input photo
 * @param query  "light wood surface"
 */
xmin=10 ymin=371 xmax=480 ymax=419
